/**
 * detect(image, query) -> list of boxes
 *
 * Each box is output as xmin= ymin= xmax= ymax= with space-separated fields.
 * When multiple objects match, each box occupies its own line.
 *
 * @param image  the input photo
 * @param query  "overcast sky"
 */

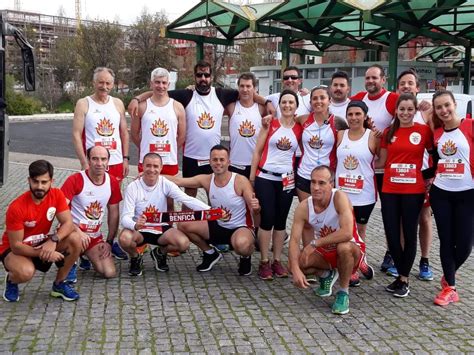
xmin=3 ymin=0 xmax=202 ymax=24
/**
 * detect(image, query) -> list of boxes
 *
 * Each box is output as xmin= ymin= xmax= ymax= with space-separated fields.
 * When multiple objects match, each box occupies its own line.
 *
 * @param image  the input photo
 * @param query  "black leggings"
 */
xmin=255 ymin=176 xmax=294 ymax=231
xmin=430 ymin=185 xmax=474 ymax=287
xmin=381 ymin=192 xmax=425 ymax=278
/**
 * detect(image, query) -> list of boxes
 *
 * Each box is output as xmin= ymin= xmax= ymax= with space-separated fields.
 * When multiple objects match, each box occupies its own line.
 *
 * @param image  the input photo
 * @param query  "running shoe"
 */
xmin=332 ymin=291 xmax=350 ymax=315
xmin=385 ymin=277 xmax=402 ymax=293
xmin=3 ymin=274 xmax=19 ymax=302
xmin=258 ymin=260 xmax=273 ymax=280
xmin=112 ymin=241 xmax=128 ymax=260
xmin=78 ymin=256 xmax=92 ymax=271
xmin=349 ymin=271 xmax=361 ymax=287
xmin=238 ymin=256 xmax=252 ymax=276
xmin=359 ymin=257 xmax=374 ymax=280
xmin=50 ymin=281 xmax=80 ymax=301
xmin=315 ymin=269 xmax=339 ymax=297
xmin=65 ymin=263 xmax=78 ymax=284
xmin=380 ymin=251 xmax=394 ymax=272
xmin=440 ymin=275 xmax=449 ymax=289
xmin=196 ymin=248 xmax=222 ymax=272
xmin=150 ymin=247 xmax=169 ymax=272
xmin=128 ymin=255 xmax=143 ymax=276
xmin=434 ymin=287 xmax=459 ymax=306
xmin=386 ymin=266 xmax=399 ymax=278
xmin=393 ymin=281 xmax=410 ymax=298
xmin=272 ymin=260 xmax=289 ymax=278
xmin=418 ymin=263 xmax=434 ymax=281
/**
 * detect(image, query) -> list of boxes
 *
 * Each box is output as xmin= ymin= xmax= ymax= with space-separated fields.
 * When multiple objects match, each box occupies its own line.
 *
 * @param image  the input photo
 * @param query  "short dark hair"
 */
xmin=283 ymin=66 xmax=301 ymax=77
xmin=86 ymin=146 xmax=110 ymax=160
xmin=194 ymin=60 xmax=212 ymax=75
xmin=367 ymin=64 xmax=385 ymax=78
xmin=397 ymin=69 xmax=419 ymax=87
xmin=279 ymin=89 xmax=299 ymax=107
xmin=331 ymin=71 xmax=349 ymax=84
xmin=143 ymin=152 xmax=163 ymax=164
xmin=210 ymin=144 xmax=229 ymax=156
xmin=311 ymin=165 xmax=334 ymax=183
xmin=237 ymin=72 xmax=257 ymax=87
xmin=29 ymin=160 xmax=54 ymax=179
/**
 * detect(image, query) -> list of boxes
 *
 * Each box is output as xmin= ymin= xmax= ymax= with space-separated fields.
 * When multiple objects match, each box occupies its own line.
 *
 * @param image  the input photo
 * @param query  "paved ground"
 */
xmin=0 ymin=161 xmax=473 ymax=354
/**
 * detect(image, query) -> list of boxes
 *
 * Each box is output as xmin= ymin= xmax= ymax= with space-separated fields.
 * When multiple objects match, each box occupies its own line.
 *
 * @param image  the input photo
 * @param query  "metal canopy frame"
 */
xmin=165 ymin=0 xmax=474 ymax=93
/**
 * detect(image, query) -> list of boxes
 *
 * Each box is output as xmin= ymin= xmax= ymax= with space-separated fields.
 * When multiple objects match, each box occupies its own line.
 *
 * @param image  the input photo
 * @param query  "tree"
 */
xmin=50 ymin=36 xmax=78 ymax=92
xmin=125 ymin=10 xmax=172 ymax=89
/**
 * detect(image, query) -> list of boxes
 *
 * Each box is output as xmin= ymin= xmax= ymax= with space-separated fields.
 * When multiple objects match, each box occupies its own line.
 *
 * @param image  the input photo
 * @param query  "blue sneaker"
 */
xmin=380 ymin=252 xmax=394 ymax=272
xmin=66 ymin=263 xmax=78 ymax=284
xmin=51 ymin=281 xmax=80 ymax=301
xmin=3 ymin=274 xmax=19 ymax=302
xmin=418 ymin=263 xmax=434 ymax=281
xmin=79 ymin=256 xmax=92 ymax=271
xmin=386 ymin=266 xmax=399 ymax=278
xmin=215 ymin=244 xmax=230 ymax=253
xmin=112 ymin=242 xmax=128 ymax=260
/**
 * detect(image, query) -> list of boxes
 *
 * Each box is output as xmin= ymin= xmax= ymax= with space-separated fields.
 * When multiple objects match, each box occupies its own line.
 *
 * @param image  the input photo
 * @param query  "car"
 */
xmin=417 ymin=93 xmax=473 ymax=119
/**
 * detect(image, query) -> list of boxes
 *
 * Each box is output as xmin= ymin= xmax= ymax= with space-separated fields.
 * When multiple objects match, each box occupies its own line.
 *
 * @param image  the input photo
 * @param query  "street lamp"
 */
xmin=340 ymin=0 xmax=388 ymax=11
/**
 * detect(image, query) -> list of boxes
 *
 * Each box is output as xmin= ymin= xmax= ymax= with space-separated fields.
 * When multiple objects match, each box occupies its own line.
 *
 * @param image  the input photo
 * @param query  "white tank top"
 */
xmin=413 ymin=111 xmax=430 ymax=171
xmin=209 ymin=173 xmax=252 ymax=229
xmin=362 ymin=91 xmax=393 ymax=132
xmin=184 ymin=87 xmax=224 ymax=160
xmin=229 ymin=101 xmax=262 ymax=166
xmin=307 ymin=190 xmax=363 ymax=253
xmin=336 ymin=129 xmax=376 ymax=206
xmin=140 ymin=98 xmax=178 ymax=165
xmin=84 ymin=96 xmax=123 ymax=165
xmin=329 ymin=99 xmax=350 ymax=123
xmin=70 ymin=171 xmax=112 ymax=238
xmin=297 ymin=113 xmax=337 ymax=180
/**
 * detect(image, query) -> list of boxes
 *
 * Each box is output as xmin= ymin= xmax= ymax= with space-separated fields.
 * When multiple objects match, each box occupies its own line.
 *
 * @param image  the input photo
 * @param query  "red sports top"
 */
xmin=380 ymin=123 xmax=433 ymax=194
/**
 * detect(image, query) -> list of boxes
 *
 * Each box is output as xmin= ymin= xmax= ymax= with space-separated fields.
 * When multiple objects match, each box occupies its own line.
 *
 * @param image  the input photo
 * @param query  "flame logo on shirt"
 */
xmin=150 ymin=118 xmax=169 ymax=137
xmin=441 ymin=139 xmax=457 ymax=156
xmin=276 ymin=136 xmax=292 ymax=151
xmin=85 ymin=201 xmax=103 ymax=220
xmin=308 ymin=135 xmax=323 ymax=149
xmin=144 ymin=205 xmax=158 ymax=214
xmin=238 ymin=120 xmax=256 ymax=137
xmin=343 ymin=155 xmax=359 ymax=170
xmin=95 ymin=117 xmax=115 ymax=136
xmin=197 ymin=112 xmax=215 ymax=129
xmin=319 ymin=225 xmax=337 ymax=251
xmin=219 ymin=206 xmax=232 ymax=222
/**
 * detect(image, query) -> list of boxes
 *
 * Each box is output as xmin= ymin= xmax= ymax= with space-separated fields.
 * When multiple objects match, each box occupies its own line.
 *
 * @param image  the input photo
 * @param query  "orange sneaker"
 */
xmin=434 ymin=287 xmax=459 ymax=306
xmin=440 ymin=275 xmax=449 ymax=289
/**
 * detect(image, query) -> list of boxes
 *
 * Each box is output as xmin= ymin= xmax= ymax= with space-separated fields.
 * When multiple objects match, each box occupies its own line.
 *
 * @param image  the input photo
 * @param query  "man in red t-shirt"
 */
xmin=1 ymin=160 xmax=82 ymax=302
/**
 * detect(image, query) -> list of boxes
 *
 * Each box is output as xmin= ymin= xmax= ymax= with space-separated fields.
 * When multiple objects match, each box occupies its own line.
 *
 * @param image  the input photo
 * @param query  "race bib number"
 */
xmin=438 ymin=159 xmax=465 ymax=179
xmin=338 ymin=174 xmax=364 ymax=194
xmin=79 ymin=219 xmax=102 ymax=236
xmin=95 ymin=138 xmax=117 ymax=152
xmin=197 ymin=159 xmax=210 ymax=167
xmin=23 ymin=233 xmax=48 ymax=247
xmin=390 ymin=163 xmax=417 ymax=184
xmin=150 ymin=142 xmax=171 ymax=157
xmin=139 ymin=225 xmax=163 ymax=235
xmin=282 ymin=171 xmax=295 ymax=191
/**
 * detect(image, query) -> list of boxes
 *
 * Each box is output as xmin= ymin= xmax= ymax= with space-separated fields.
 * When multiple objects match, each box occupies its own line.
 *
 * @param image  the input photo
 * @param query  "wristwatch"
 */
xmin=50 ymin=233 xmax=59 ymax=243
xmin=123 ymin=156 xmax=130 ymax=160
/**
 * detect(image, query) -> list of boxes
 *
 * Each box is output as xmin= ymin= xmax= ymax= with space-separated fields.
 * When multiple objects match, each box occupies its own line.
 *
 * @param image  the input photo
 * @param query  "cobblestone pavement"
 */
xmin=0 ymin=162 xmax=473 ymax=353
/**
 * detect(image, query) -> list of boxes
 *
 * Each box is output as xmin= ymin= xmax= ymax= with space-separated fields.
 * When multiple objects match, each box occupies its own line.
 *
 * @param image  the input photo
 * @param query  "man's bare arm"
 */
xmin=72 ymin=98 xmax=89 ymax=170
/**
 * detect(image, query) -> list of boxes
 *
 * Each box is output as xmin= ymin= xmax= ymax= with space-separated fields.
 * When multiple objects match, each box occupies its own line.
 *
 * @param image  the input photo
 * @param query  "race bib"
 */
xmin=95 ymin=137 xmax=117 ymax=152
xmin=438 ymin=159 xmax=465 ymax=179
xmin=282 ymin=171 xmax=295 ymax=191
xmin=338 ymin=174 xmax=364 ymax=194
xmin=139 ymin=225 xmax=163 ymax=235
xmin=79 ymin=219 xmax=102 ymax=236
xmin=390 ymin=163 xmax=417 ymax=184
xmin=197 ymin=159 xmax=210 ymax=167
xmin=23 ymin=233 xmax=48 ymax=247
xmin=150 ymin=141 xmax=171 ymax=157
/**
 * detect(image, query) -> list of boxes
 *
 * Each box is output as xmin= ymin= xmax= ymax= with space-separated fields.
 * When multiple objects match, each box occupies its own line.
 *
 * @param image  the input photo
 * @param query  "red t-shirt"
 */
xmin=0 ymin=188 xmax=69 ymax=254
xmin=381 ymin=123 xmax=433 ymax=194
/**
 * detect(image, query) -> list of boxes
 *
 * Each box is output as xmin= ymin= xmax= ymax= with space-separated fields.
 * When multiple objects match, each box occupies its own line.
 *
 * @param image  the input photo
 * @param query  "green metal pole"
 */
xmin=281 ymin=36 xmax=290 ymax=71
xmin=196 ymin=41 xmax=204 ymax=62
xmin=388 ymin=29 xmax=399 ymax=92
xmin=463 ymin=46 xmax=471 ymax=94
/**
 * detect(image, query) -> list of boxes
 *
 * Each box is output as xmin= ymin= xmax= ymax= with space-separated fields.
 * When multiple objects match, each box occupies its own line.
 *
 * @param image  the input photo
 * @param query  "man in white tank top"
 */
xmin=226 ymin=73 xmax=265 ymax=178
xmin=61 ymin=146 xmax=122 ymax=279
xmin=170 ymin=145 xmax=261 ymax=276
xmin=131 ymin=68 xmax=186 ymax=176
xmin=288 ymin=166 xmax=364 ymax=315
xmin=329 ymin=71 xmax=351 ymax=122
xmin=72 ymin=67 xmax=130 ymax=260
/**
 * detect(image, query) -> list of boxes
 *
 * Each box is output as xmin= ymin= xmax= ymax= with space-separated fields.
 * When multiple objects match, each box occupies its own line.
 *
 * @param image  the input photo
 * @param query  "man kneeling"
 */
xmin=119 ymin=153 xmax=210 ymax=276
xmin=289 ymin=165 xmax=365 ymax=315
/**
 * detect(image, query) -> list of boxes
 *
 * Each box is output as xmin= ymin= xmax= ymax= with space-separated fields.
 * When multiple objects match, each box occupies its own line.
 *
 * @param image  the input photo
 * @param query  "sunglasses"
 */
xmin=196 ymin=72 xmax=211 ymax=78
xmin=283 ymin=75 xmax=300 ymax=80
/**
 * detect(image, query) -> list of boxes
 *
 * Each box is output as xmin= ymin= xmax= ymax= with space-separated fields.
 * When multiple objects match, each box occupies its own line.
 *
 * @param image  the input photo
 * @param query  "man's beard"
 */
xmin=196 ymin=81 xmax=211 ymax=94
xmin=30 ymin=186 xmax=50 ymax=200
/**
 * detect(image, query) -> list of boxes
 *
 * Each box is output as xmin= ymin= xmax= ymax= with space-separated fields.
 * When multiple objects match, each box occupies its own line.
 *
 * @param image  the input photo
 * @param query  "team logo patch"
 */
xmin=441 ymin=139 xmax=457 ymax=156
xmin=219 ymin=206 xmax=232 ymax=222
xmin=95 ymin=117 xmax=115 ymax=136
xmin=197 ymin=112 xmax=215 ymax=129
xmin=85 ymin=201 xmax=103 ymax=220
xmin=276 ymin=136 xmax=292 ymax=151
xmin=409 ymin=132 xmax=421 ymax=145
xmin=308 ymin=135 xmax=323 ymax=149
xmin=46 ymin=207 xmax=56 ymax=222
xmin=150 ymin=118 xmax=169 ymax=137
xmin=24 ymin=220 xmax=36 ymax=228
xmin=144 ymin=205 xmax=158 ymax=214
xmin=238 ymin=120 xmax=256 ymax=137
xmin=343 ymin=155 xmax=359 ymax=170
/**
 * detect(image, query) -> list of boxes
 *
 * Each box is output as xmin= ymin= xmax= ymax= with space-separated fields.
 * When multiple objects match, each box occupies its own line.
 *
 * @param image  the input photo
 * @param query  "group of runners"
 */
xmin=1 ymin=61 xmax=472 ymax=315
